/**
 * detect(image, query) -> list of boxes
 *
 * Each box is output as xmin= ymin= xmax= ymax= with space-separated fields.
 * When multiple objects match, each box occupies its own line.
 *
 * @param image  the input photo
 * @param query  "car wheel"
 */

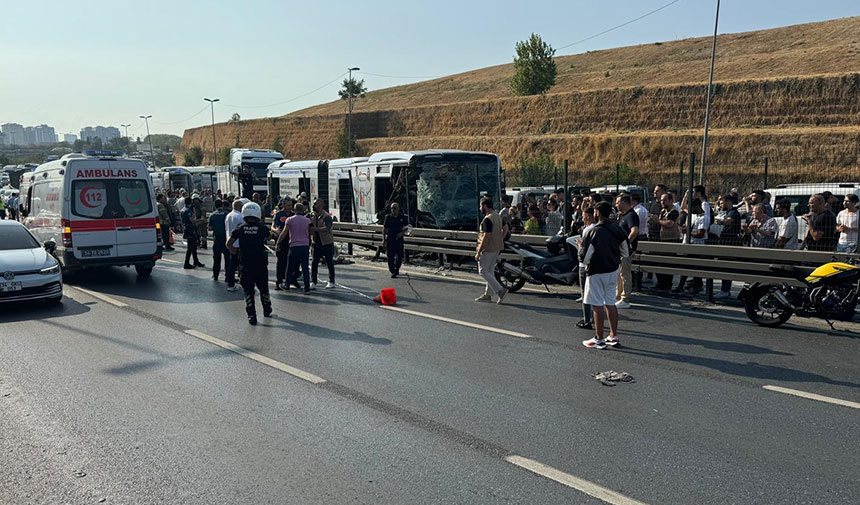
xmin=135 ymin=265 xmax=153 ymax=277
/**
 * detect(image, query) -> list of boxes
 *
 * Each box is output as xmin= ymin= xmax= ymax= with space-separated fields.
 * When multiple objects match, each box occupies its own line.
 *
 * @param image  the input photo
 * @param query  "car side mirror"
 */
xmin=43 ymin=240 xmax=56 ymax=254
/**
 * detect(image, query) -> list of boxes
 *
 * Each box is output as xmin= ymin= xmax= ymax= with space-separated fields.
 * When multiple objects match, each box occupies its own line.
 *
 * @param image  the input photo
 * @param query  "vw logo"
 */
xmin=2 ymin=272 xmax=13 ymax=281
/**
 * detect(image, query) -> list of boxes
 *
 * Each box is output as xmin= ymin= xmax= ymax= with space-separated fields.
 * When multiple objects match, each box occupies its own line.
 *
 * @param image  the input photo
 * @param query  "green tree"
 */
xmin=271 ymin=136 xmax=284 ymax=154
xmin=0 ymin=153 xmax=9 ymax=166
xmin=598 ymin=163 xmax=642 ymax=187
xmin=184 ymin=146 xmax=204 ymax=166
xmin=335 ymin=130 xmax=356 ymax=158
xmin=510 ymin=33 xmax=557 ymax=96
xmin=217 ymin=147 xmax=231 ymax=165
xmin=143 ymin=134 xmax=181 ymax=148
xmin=229 ymin=113 xmax=241 ymax=123
xmin=73 ymin=139 xmax=85 ymax=152
xmin=338 ymin=78 xmax=368 ymax=102
xmin=514 ymin=154 xmax=556 ymax=186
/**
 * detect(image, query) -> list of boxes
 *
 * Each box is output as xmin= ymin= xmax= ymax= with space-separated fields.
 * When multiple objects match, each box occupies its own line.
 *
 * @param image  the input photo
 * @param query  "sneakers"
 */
xmin=474 ymin=294 xmax=492 ymax=302
xmin=227 ymin=286 xmax=238 ymax=292
xmin=274 ymin=283 xmax=283 ymax=291
xmin=194 ymin=263 xmax=206 ymax=268
xmin=325 ymin=282 xmax=336 ymax=289
xmin=309 ymin=282 xmax=317 ymax=290
xmin=575 ymin=319 xmax=593 ymax=330
xmin=714 ymin=291 xmax=731 ymax=299
xmin=248 ymin=316 xmax=257 ymax=326
xmin=605 ymin=336 xmax=620 ymax=347
xmin=615 ymin=300 xmax=631 ymax=309
xmin=496 ymin=288 xmax=508 ymax=304
xmin=582 ymin=338 xmax=606 ymax=349
xmin=183 ymin=264 xmax=195 ymax=269
xmin=391 ymin=273 xmax=398 ymax=278
xmin=263 ymin=308 xmax=272 ymax=318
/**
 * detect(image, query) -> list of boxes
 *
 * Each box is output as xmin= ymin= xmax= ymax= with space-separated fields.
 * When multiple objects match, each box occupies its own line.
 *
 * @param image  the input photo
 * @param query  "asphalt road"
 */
xmin=2 ymin=245 xmax=859 ymax=505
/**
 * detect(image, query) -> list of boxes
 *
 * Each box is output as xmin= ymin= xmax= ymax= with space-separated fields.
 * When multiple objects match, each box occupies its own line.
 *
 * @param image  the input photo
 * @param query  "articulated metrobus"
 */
xmin=267 ymin=150 xmax=501 ymax=230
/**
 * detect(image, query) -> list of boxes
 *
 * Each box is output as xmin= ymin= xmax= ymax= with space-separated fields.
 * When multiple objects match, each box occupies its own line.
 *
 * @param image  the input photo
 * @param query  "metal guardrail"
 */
xmin=333 ymin=222 xmax=858 ymax=289
xmin=332 ymin=222 xmax=547 ymax=260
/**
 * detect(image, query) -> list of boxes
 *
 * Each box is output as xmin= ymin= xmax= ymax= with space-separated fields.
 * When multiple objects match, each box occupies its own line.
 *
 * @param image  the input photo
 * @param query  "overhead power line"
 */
xmin=360 ymin=71 xmax=440 ymax=80
xmin=224 ymin=72 xmax=348 ymax=109
xmin=556 ymin=0 xmax=682 ymax=51
xmin=151 ymin=105 xmax=209 ymax=126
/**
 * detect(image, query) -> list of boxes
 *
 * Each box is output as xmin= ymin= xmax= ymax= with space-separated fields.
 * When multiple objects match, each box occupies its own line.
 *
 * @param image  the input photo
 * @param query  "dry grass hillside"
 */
xmin=180 ymin=16 xmax=860 ymax=192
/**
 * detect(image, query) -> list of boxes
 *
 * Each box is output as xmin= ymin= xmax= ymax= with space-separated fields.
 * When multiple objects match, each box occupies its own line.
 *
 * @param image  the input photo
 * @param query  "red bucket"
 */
xmin=379 ymin=287 xmax=397 ymax=306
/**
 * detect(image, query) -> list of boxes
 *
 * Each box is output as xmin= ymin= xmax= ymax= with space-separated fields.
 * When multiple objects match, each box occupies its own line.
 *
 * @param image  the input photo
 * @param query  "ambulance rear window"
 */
xmin=72 ymin=179 xmax=152 ymax=219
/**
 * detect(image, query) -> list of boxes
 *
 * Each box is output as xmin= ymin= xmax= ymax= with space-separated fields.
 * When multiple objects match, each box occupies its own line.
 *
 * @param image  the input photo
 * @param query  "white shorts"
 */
xmin=583 ymin=270 xmax=619 ymax=307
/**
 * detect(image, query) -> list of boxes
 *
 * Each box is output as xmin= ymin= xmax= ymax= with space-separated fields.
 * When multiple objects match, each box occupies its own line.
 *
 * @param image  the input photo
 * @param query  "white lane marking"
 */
xmin=184 ymin=330 xmax=327 ymax=384
xmin=762 ymin=385 xmax=860 ymax=409
xmin=160 ymin=258 xmax=182 ymax=264
xmin=381 ymin=305 xmax=533 ymax=339
xmin=506 ymin=456 xmax=650 ymax=505
xmin=70 ymin=286 xmax=128 ymax=307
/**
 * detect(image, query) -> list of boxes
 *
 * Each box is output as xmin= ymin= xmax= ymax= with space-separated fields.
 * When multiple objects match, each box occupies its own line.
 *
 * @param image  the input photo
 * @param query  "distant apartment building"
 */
xmin=1 ymin=123 xmax=25 ymax=145
xmin=34 ymin=124 xmax=57 ymax=144
xmin=80 ymin=126 xmax=121 ymax=143
xmin=64 ymin=133 xmax=77 ymax=144
xmin=0 ymin=132 xmax=7 ymax=146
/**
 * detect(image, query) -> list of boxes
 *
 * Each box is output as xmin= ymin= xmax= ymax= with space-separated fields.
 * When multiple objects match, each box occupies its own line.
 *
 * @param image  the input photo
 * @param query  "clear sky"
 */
xmin=1 ymin=0 xmax=857 ymax=138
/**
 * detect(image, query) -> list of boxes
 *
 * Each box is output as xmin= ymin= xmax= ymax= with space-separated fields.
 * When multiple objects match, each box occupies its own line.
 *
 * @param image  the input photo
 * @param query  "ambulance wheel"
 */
xmin=135 ymin=265 xmax=153 ymax=277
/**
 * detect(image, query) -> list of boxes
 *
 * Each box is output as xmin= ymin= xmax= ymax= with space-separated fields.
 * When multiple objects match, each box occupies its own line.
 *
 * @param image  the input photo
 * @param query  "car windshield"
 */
xmin=72 ymin=179 xmax=153 ymax=219
xmin=0 ymin=226 xmax=39 ymax=250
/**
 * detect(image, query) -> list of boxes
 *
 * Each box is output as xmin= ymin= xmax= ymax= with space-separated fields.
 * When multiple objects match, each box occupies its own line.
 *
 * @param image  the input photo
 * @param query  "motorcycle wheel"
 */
xmin=744 ymin=285 xmax=793 ymax=327
xmin=495 ymin=260 xmax=526 ymax=293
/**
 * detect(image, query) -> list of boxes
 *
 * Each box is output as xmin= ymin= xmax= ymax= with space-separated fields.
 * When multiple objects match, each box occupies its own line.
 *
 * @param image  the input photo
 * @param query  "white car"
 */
xmin=0 ymin=221 xmax=63 ymax=304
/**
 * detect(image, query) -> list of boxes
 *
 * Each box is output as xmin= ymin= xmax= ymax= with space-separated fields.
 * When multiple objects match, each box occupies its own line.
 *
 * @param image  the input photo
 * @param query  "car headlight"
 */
xmin=40 ymin=263 xmax=60 ymax=275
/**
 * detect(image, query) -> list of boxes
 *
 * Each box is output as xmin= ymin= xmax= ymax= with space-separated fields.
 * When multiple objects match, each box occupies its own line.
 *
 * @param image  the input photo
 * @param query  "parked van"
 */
xmin=21 ymin=153 xmax=162 ymax=277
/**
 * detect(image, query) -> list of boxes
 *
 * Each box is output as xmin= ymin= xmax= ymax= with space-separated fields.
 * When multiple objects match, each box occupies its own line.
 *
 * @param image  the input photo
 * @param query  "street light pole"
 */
xmin=347 ymin=67 xmax=360 ymax=157
xmin=121 ymin=123 xmax=131 ymax=152
xmin=139 ymin=115 xmax=155 ymax=168
xmin=204 ymin=98 xmax=220 ymax=165
xmin=699 ymin=0 xmax=720 ymax=186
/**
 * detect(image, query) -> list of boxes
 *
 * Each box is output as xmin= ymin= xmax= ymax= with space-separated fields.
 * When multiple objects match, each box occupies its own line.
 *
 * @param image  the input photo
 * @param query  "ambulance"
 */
xmin=20 ymin=152 xmax=162 ymax=277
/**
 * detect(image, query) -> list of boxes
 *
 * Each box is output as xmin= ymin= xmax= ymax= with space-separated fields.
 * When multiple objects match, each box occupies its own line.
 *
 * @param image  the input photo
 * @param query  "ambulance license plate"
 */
xmin=0 ymin=282 xmax=22 ymax=292
xmin=80 ymin=247 xmax=111 ymax=258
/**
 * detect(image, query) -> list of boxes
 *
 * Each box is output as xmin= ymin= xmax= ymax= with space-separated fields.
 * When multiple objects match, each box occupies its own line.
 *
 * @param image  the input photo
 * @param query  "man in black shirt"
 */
xmin=804 ymin=194 xmax=838 ymax=251
xmin=227 ymin=202 xmax=272 ymax=325
xmin=239 ymin=165 xmax=255 ymax=200
xmin=383 ymin=203 xmax=408 ymax=278
xmin=579 ymin=201 xmax=629 ymax=349
xmin=615 ymin=194 xmax=638 ymax=308
xmin=207 ymin=200 xmax=229 ymax=281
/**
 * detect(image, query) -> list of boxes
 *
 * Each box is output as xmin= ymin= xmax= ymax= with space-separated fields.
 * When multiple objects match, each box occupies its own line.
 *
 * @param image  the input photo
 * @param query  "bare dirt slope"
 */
xmin=289 ymin=16 xmax=860 ymax=117
xmin=180 ymin=17 xmax=860 ymax=191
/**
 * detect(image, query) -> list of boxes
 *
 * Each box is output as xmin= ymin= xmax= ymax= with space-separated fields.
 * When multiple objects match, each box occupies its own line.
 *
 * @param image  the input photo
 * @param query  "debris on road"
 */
xmin=592 ymin=370 xmax=635 ymax=386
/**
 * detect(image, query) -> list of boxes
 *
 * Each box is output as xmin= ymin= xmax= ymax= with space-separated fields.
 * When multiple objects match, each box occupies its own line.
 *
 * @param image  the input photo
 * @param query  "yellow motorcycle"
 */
xmin=738 ymin=261 xmax=860 ymax=328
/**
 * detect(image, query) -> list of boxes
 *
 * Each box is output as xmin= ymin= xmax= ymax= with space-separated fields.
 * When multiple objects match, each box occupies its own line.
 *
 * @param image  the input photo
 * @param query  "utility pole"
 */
xmin=121 ymin=124 xmax=131 ymax=152
xmin=699 ymin=0 xmax=720 ymax=186
xmin=204 ymin=98 xmax=220 ymax=165
xmin=347 ymin=67 xmax=360 ymax=157
xmin=139 ymin=115 xmax=155 ymax=168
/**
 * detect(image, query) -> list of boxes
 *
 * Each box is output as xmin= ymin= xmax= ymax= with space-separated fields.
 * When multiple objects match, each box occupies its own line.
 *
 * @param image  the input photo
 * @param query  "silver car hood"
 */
xmin=0 ymin=247 xmax=53 ymax=273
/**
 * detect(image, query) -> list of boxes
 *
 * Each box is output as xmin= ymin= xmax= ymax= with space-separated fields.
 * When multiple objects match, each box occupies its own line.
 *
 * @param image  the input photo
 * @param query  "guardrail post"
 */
xmin=705 ymin=278 xmax=714 ymax=302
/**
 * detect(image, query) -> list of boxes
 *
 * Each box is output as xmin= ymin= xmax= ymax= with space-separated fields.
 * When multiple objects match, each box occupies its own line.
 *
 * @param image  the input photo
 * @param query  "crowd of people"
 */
xmin=155 ymin=188 xmax=335 ymax=325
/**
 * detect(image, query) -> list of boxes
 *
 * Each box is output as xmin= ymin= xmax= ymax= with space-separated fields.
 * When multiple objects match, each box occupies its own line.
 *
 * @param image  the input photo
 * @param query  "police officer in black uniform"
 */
xmin=226 ymin=202 xmax=272 ymax=325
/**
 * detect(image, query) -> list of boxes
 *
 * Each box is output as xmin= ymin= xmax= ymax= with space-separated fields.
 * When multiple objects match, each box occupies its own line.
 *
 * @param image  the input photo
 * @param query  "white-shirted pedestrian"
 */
xmin=836 ymin=194 xmax=859 ymax=253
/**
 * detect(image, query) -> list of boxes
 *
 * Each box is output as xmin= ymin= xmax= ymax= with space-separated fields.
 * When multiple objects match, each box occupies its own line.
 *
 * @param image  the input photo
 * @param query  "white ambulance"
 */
xmin=20 ymin=152 xmax=162 ymax=277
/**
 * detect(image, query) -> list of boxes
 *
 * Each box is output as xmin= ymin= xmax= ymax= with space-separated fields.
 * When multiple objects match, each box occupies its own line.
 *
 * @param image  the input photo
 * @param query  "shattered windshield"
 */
xmin=414 ymin=156 xmax=499 ymax=230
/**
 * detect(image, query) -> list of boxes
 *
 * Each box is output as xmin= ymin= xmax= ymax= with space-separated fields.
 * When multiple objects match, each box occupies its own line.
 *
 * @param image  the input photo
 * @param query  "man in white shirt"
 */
xmin=836 ymin=194 xmax=859 ymax=253
xmin=632 ymin=194 xmax=649 ymax=240
xmin=224 ymin=199 xmax=246 ymax=291
xmin=774 ymin=199 xmax=799 ymax=250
